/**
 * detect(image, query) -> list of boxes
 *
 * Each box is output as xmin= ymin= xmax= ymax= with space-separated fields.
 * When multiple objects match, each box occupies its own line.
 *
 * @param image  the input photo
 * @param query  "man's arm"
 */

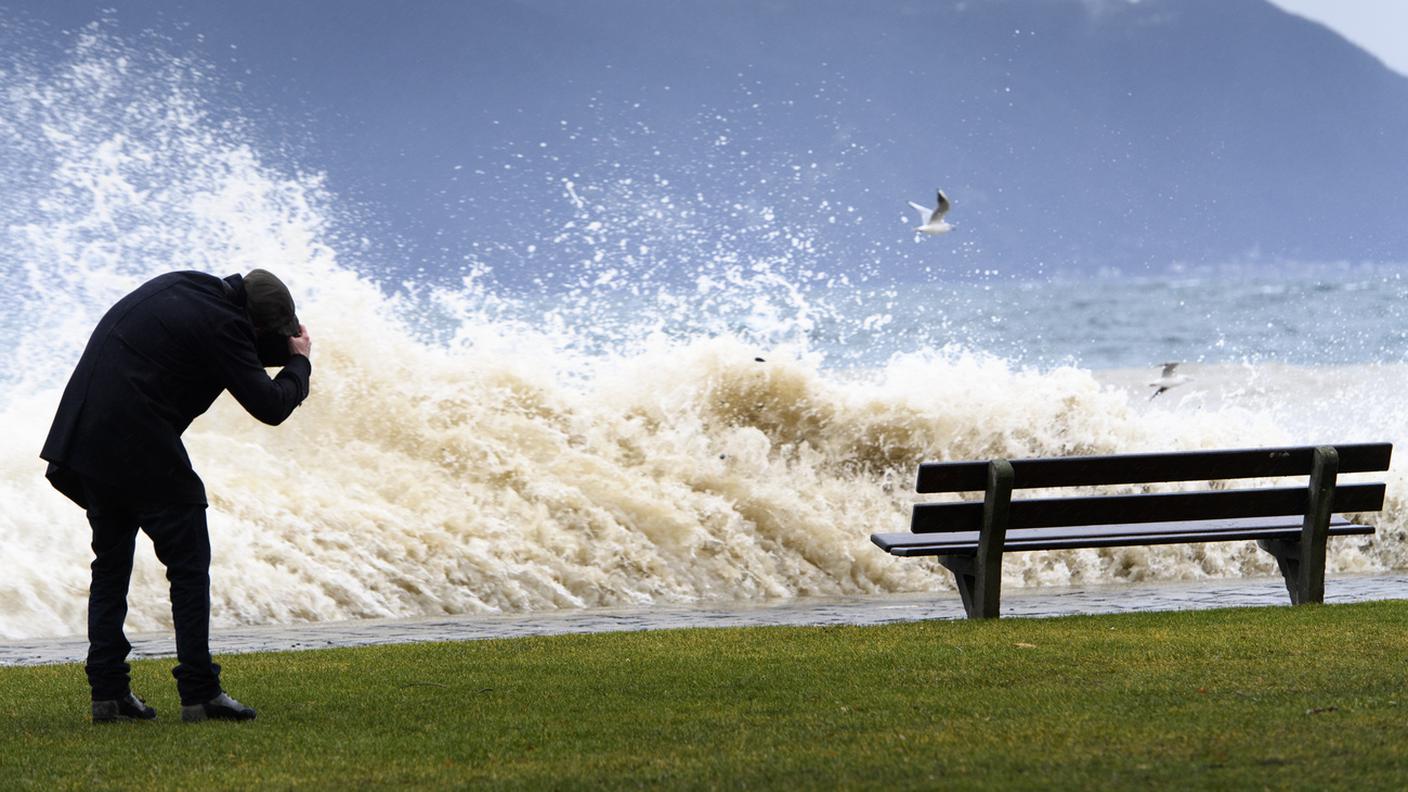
xmin=209 ymin=319 xmax=312 ymax=426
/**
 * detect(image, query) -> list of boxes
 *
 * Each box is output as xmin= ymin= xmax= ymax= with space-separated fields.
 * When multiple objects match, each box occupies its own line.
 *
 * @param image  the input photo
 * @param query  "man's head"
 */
xmin=244 ymin=269 xmax=300 ymax=366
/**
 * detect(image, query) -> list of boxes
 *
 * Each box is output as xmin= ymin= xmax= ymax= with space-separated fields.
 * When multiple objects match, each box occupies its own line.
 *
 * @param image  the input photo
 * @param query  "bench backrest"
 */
xmin=911 ymin=443 xmax=1392 ymax=534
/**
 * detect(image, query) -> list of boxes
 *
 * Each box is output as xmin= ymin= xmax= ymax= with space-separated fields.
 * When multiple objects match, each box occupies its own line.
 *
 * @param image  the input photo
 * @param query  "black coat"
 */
xmin=41 ymin=271 xmax=312 ymax=508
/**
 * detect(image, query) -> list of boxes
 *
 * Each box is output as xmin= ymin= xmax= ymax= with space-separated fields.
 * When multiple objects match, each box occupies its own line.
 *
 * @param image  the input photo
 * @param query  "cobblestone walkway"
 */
xmin=3 ymin=574 xmax=1403 ymax=667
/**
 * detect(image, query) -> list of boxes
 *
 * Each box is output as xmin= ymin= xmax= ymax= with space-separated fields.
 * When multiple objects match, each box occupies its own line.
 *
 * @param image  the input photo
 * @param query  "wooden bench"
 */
xmin=871 ymin=444 xmax=1392 ymax=619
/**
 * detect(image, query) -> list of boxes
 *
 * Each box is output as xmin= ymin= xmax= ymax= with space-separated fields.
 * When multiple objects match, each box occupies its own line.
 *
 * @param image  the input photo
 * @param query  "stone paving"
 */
xmin=2 ymin=573 xmax=1404 ymax=668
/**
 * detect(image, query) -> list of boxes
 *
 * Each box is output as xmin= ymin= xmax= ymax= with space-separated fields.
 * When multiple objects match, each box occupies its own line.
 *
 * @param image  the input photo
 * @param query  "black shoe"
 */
xmin=92 ymin=693 xmax=157 ymax=723
xmin=181 ymin=692 xmax=256 ymax=723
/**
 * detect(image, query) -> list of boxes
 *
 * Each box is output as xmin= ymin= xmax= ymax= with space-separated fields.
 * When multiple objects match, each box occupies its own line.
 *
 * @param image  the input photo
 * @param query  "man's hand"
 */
xmin=288 ymin=324 xmax=312 ymax=358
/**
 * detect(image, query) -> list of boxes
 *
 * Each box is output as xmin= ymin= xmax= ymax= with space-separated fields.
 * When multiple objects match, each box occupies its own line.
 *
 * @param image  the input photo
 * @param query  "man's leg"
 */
xmin=140 ymin=503 xmax=222 ymax=705
xmin=85 ymin=504 xmax=140 ymax=702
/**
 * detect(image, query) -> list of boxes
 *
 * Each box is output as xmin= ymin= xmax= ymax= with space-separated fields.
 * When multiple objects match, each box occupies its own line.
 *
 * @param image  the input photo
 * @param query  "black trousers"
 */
xmin=83 ymin=480 xmax=222 ymax=705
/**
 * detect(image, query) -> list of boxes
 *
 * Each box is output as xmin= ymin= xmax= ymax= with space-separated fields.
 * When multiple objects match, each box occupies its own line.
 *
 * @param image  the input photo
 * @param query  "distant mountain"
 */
xmin=480 ymin=0 xmax=1408 ymax=276
xmin=804 ymin=0 xmax=1408 ymax=272
xmin=30 ymin=0 xmax=1403 ymax=279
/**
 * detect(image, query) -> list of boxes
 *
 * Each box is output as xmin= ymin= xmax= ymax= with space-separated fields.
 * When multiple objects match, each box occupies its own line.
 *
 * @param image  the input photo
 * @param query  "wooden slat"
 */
xmin=871 ymin=516 xmax=1370 ymax=557
xmin=875 ymin=516 xmax=1354 ymax=552
xmin=909 ymin=483 xmax=1385 ymax=533
xmin=875 ymin=516 xmax=1365 ymax=553
xmin=915 ymin=443 xmax=1392 ymax=493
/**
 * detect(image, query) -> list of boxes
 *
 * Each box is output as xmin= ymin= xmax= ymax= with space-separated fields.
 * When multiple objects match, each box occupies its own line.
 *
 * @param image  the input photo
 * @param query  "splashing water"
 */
xmin=1 ymin=24 xmax=1403 ymax=641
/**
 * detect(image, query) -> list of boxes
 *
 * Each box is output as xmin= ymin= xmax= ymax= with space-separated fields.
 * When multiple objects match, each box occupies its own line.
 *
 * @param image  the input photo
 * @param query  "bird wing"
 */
xmin=932 ymin=190 xmax=951 ymax=222
xmin=908 ymin=201 xmax=933 ymax=224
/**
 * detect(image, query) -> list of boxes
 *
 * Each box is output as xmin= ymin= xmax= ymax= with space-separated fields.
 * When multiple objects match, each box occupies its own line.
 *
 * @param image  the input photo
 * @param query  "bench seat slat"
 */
xmin=911 ymin=483 xmax=1385 ymax=533
xmin=916 ymin=443 xmax=1393 ymax=493
xmin=873 ymin=515 xmax=1369 ymax=556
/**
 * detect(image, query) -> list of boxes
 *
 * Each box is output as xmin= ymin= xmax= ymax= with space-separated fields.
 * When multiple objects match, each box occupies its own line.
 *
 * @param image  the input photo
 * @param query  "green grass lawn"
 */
xmin=2 ymin=601 xmax=1406 ymax=790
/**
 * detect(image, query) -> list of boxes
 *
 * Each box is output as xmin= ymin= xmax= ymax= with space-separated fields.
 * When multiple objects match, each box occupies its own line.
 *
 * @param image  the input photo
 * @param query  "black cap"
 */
xmin=244 ymin=269 xmax=300 ymax=337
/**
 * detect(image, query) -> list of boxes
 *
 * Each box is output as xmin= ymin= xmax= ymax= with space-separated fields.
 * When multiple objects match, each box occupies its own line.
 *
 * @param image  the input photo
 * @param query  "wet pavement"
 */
xmin=3 ymin=573 xmax=1404 ymax=667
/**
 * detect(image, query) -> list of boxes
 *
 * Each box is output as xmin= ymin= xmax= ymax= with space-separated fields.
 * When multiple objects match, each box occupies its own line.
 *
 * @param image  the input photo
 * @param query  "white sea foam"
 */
xmin=0 ymin=24 xmax=1403 ymax=641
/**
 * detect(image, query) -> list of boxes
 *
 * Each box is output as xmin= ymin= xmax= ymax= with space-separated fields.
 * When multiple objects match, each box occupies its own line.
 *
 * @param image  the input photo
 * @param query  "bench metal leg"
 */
xmin=937 ymin=460 xmax=1015 ymax=620
xmin=971 ymin=460 xmax=1013 ymax=619
xmin=937 ymin=555 xmax=979 ymax=617
xmin=1297 ymin=446 xmax=1338 ymax=605
xmin=1258 ymin=446 xmax=1338 ymax=606
xmin=1257 ymin=538 xmax=1303 ymax=604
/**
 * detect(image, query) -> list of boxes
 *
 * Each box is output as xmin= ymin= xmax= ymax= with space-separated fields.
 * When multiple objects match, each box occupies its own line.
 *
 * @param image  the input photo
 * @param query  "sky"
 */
xmin=1267 ymin=0 xmax=1408 ymax=76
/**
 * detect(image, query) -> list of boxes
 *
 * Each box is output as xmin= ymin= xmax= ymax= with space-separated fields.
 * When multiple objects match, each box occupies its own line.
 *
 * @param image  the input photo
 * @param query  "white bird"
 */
xmin=1147 ymin=362 xmax=1192 ymax=400
xmin=908 ymin=190 xmax=954 ymax=235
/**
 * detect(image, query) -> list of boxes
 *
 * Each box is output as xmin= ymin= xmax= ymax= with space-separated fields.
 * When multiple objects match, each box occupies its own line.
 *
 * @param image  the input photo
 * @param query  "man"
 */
xmin=41 ymin=269 xmax=312 ymax=724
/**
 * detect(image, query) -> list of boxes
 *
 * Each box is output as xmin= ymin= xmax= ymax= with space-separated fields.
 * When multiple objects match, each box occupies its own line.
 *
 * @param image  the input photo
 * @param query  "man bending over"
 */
xmin=41 ymin=269 xmax=312 ymax=723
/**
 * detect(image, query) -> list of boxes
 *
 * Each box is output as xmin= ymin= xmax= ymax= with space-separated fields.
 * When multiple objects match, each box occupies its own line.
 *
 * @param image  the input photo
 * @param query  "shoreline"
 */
xmin=3 ymin=572 xmax=1404 ymax=668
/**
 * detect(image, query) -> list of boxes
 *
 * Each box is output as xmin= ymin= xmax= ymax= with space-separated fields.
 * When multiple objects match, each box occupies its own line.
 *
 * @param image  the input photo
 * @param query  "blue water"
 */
xmin=482 ymin=267 xmax=1408 ymax=373
xmin=812 ymin=268 xmax=1408 ymax=370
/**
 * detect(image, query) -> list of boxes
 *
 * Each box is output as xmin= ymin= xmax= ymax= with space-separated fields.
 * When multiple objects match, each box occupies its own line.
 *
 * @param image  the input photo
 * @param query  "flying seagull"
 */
xmin=1148 ymin=362 xmax=1192 ymax=400
xmin=908 ymin=190 xmax=953 ymax=235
